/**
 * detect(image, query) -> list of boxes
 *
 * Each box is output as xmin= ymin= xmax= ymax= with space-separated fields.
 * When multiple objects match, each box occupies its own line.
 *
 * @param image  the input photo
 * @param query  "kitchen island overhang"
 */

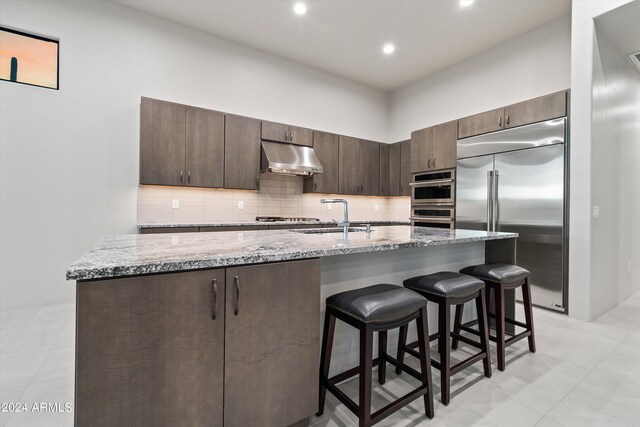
xmin=67 ymin=226 xmax=518 ymax=426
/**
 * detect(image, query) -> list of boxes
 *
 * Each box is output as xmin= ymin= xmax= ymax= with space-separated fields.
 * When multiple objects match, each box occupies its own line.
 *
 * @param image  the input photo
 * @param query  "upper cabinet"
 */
xmin=388 ymin=142 xmax=401 ymax=197
xmin=185 ymin=106 xmax=225 ymax=188
xmin=504 ymin=90 xmax=567 ymax=129
xmin=262 ymin=120 xmax=313 ymax=147
xmin=458 ymin=90 xmax=568 ymax=139
xmin=140 ymin=98 xmax=187 ymax=186
xmin=379 ymin=143 xmax=390 ymax=197
xmin=338 ymin=137 xmax=379 ymax=195
xmin=458 ymin=108 xmax=504 ymax=140
xmin=225 ymin=115 xmax=261 ymax=190
xmin=304 ymin=131 xmax=339 ymax=194
xmin=140 ymin=98 xmax=224 ymax=188
xmin=411 ymin=121 xmax=456 ymax=173
xmin=400 ymin=139 xmax=411 ymax=196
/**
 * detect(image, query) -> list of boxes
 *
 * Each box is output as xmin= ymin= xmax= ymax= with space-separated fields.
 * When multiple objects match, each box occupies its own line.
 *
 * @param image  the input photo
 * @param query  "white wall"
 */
xmin=0 ymin=0 xmax=389 ymax=310
xmin=589 ymin=17 xmax=640 ymax=318
xmin=568 ymin=0 xmax=635 ymax=321
xmin=388 ymin=15 xmax=571 ymax=142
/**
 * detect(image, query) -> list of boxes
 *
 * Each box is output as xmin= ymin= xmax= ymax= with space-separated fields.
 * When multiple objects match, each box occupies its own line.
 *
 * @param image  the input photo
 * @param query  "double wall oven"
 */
xmin=410 ymin=169 xmax=456 ymax=228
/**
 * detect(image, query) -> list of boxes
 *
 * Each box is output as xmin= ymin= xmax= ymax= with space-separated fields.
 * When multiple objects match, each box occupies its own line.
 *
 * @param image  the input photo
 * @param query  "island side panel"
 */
xmin=75 ymin=269 xmax=225 ymax=427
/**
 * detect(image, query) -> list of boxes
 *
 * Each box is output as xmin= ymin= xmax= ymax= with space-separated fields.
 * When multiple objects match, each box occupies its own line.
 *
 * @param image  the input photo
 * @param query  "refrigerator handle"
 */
xmin=493 ymin=170 xmax=499 ymax=231
xmin=487 ymin=171 xmax=494 ymax=232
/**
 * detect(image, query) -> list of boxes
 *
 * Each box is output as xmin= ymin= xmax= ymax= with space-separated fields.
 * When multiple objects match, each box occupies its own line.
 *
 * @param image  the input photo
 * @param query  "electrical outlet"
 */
xmin=592 ymin=205 xmax=600 ymax=219
xmin=172 ymin=199 xmax=179 ymax=209
xmin=238 ymin=201 xmax=244 ymax=210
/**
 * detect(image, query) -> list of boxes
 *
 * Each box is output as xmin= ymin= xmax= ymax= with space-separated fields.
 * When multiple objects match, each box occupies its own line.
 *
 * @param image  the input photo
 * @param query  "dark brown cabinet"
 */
xmin=186 ymin=106 xmax=225 ymax=188
xmin=400 ymin=139 xmax=411 ymax=196
xmin=504 ymin=90 xmax=567 ymax=129
xmin=76 ymin=259 xmax=320 ymax=427
xmin=224 ymin=259 xmax=320 ymax=427
xmin=379 ymin=143 xmax=390 ymax=196
xmin=459 ymin=91 xmax=568 ymax=138
xmin=262 ymin=120 xmax=313 ymax=147
xmin=338 ymin=137 xmax=380 ymax=195
xmin=76 ymin=269 xmax=226 ymax=427
xmin=411 ymin=122 xmax=457 ymax=173
xmin=389 ymin=142 xmax=401 ymax=196
xmin=304 ymin=131 xmax=339 ymax=194
xmin=225 ymin=114 xmax=261 ymax=190
xmin=458 ymin=107 xmax=504 ymax=139
xmin=140 ymin=98 xmax=186 ymax=186
xmin=140 ymin=98 xmax=224 ymax=188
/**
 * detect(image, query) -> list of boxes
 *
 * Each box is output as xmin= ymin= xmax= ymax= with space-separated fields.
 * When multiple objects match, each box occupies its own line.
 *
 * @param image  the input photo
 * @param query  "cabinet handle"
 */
xmin=284 ymin=131 xmax=288 ymax=140
xmin=233 ymin=275 xmax=240 ymax=316
xmin=433 ymin=158 xmax=436 ymax=169
xmin=180 ymin=170 xmax=183 ymax=183
xmin=506 ymin=115 xmax=510 ymax=125
xmin=499 ymin=117 xmax=502 ymax=127
xmin=211 ymin=278 xmax=218 ymax=320
xmin=428 ymin=158 xmax=431 ymax=169
xmin=187 ymin=171 xmax=191 ymax=183
xmin=314 ymin=182 xmax=317 ymax=191
xmin=289 ymin=130 xmax=293 ymax=142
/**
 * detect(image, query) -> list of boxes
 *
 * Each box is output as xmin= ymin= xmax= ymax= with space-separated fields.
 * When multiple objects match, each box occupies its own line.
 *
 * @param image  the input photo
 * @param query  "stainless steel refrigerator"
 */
xmin=456 ymin=118 xmax=568 ymax=312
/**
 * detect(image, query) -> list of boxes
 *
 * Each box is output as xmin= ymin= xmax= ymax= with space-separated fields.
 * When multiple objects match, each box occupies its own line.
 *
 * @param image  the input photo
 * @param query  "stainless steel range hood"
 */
xmin=260 ymin=141 xmax=324 ymax=176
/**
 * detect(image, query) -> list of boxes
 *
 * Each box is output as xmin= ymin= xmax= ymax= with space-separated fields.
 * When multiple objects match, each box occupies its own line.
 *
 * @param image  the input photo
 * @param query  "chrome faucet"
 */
xmin=321 ymin=199 xmax=350 ymax=232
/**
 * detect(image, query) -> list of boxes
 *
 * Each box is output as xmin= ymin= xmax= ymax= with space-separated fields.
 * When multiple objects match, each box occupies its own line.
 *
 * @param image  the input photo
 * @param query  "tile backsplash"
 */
xmin=138 ymin=175 xmax=410 ymax=224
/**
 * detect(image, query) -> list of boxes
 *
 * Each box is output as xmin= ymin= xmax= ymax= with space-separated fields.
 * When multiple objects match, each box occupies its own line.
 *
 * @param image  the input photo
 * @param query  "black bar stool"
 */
xmin=455 ymin=263 xmax=536 ymax=371
xmin=318 ymin=284 xmax=435 ymax=427
xmin=396 ymin=272 xmax=492 ymax=405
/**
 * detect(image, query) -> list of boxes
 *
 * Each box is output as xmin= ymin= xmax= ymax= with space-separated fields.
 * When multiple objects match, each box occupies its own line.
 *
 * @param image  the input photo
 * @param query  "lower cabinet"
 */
xmin=75 ymin=259 xmax=320 ymax=427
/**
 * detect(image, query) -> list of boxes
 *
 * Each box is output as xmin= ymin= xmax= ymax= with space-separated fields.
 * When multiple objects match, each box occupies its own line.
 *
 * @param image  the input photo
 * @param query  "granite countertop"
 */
xmin=67 ymin=226 xmax=518 ymax=281
xmin=137 ymin=220 xmax=411 ymax=229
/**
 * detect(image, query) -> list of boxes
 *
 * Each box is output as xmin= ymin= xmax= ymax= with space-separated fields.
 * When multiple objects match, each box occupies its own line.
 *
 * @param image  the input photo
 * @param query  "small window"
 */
xmin=0 ymin=27 xmax=59 ymax=90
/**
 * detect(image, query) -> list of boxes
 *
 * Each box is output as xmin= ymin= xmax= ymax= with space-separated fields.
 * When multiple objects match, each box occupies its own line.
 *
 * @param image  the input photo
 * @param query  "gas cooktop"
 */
xmin=255 ymin=216 xmax=320 ymax=222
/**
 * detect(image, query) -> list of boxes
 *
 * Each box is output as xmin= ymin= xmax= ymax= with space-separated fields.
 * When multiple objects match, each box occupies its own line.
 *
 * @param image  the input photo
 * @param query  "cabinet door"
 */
xmin=261 ymin=120 xmax=290 ymax=143
xmin=458 ymin=107 xmax=504 ymax=139
xmin=389 ymin=142 xmax=401 ymax=196
xmin=304 ymin=131 xmax=339 ymax=194
xmin=411 ymin=126 xmax=432 ymax=173
xmin=361 ymin=139 xmax=380 ymax=196
xmin=186 ymin=106 xmax=224 ymax=188
xmin=140 ymin=98 xmax=186 ymax=186
xmin=76 ymin=269 xmax=225 ymax=427
xmin=225 ymin=259 xmax=320 ymax=427
xmin=338 ymin=136 xmax=360 ymax=194
xmin=379 ymin=143 xmax=390 ymax=196
xmin=431 ymin=121 xmax=457 ymax=171
xmin=225 ymin=115 xmax=261 ymax=190
xmin=505 ymin=91 xmax=567 ymax=129
xmin=400 ymin=139 xmax=411 ymax=196
xmin=289 ymin=125 xmax=314 ymax=147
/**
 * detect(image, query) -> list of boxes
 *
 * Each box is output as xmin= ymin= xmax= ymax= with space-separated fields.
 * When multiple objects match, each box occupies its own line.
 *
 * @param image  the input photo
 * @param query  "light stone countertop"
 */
xmin=67 ymin=226 xmax=518 ymax=281
xmin=137 ymin=220 xmax=410 ymax=229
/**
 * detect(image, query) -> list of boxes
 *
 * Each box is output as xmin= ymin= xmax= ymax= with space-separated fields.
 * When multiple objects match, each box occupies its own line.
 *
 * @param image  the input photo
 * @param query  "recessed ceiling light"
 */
xmin=459 ymin=0 xmax=474 ymax=7
xmin=293 ymin=2 xmax=307 ymax=15
xmin=382 ymin=43 xmax=395 ymax=55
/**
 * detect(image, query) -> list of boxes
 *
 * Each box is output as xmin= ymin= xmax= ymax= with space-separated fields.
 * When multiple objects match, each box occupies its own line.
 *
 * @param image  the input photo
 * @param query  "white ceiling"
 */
xmin=114 ymin=0 xmax=571 ymax=91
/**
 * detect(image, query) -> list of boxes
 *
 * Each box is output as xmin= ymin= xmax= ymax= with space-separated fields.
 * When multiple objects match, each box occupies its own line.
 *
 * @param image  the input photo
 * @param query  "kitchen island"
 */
xmin=68 ymin=226 xmax=517 ymax=427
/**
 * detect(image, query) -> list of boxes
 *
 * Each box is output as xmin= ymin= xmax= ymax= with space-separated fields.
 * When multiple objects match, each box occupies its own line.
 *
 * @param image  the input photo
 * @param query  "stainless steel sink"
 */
xmin=290 ymin=227 xmax=367 ymax=234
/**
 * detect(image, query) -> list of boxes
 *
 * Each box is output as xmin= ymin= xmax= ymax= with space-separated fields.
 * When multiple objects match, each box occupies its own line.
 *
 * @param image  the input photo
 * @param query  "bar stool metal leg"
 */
xmin=416 ymin=306 xmax=435 ymax=419
xmin=476 ymin=288 xmax=492 ymax=378
xmin=395 ymin=325 xmax=408 ymax=375
xmin=494 ymin=285 xmax=506 ymax=371
xmin=451 ymin=303 xmax=464 ymax=350
xmin=358 ymin=324 xmax=374 ymax=427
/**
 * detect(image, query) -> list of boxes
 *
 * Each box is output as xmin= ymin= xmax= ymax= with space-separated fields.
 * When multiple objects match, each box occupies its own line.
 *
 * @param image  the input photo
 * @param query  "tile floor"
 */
xmin=1 ymin=292 xmax=639 ymax=427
